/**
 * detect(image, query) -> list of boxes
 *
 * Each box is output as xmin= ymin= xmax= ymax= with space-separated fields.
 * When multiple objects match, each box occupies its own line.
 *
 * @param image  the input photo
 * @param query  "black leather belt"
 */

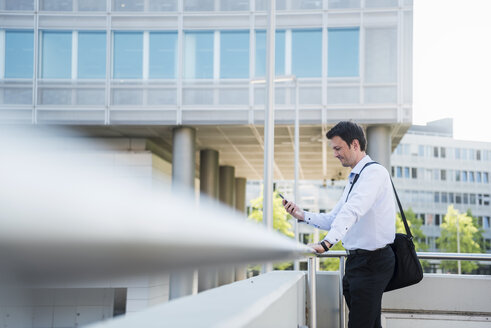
xmin=346 ymin=244 xmax=390 ymax=256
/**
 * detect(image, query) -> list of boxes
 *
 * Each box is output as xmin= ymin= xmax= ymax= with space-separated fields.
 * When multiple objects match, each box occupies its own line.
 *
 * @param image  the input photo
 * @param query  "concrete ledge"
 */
xmin=88 ymin=271 xmax=306 ymax=328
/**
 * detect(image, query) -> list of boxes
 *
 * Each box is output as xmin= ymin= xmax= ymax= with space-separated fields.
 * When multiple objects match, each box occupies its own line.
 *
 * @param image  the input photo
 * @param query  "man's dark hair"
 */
xmin=326 ymin=121 xmax=366 ymax=151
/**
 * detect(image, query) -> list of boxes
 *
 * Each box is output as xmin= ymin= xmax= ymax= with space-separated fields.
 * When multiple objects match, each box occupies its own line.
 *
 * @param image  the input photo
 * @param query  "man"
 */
xmin=283 ymin=121 xmax=395 ymax=328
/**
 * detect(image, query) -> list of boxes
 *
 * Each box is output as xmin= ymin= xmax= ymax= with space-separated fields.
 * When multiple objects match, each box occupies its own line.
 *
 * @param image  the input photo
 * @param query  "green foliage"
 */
xmin=248 ymin=190 xmax=295 ymax=273
xmin=395 ymin=208 xmax=430 ymax=270
xmin=248 ymin=190 xmax=294 ymax=238
xmin=396 ymin=208 xmax=427 ymax=251
xmin=437 ymin=205 xmax=481 ymax=273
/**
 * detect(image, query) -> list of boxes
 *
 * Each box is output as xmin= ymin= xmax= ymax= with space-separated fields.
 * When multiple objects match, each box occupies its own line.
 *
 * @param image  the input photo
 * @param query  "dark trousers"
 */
xmin=342 ymin=246 xmax=395 ymax=328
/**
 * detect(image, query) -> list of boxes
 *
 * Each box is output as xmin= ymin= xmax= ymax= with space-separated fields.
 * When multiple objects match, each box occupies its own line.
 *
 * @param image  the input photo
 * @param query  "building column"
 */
xmin=366 ymin=125 xmax=392 ymax=171
xmin=218 ymin=165 xmax=236 ymax=286
xmin=234 ymin=177 xmax=247 ymax=213
xmin=234 ymin=177 xmax=248 ymax=281
xmin=199 ymin=149 xmax=219 ymax=199
xmin=198 ymin=149 xmax=219 ymax=292
xmin=219 ymin=165 xmax=235 ymax=208
xmin=169 ymin=126 xmax=197 ymax=300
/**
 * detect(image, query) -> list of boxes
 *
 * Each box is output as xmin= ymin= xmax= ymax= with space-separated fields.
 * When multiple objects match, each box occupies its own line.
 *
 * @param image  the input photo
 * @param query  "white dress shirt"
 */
xmin=303 ymin=155 xmax=396 ymax=250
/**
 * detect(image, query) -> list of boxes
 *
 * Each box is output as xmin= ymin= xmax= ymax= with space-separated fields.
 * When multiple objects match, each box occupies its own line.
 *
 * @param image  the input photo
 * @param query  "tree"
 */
xmin=396 ymin=208 xmax=429 ymax=270
xmin=437 ymin=205 xmax=481 ymax=273
xmin=396 ymin=208 xmax=427 ymax=251
xmin=248 ymin=190 xmax=295 ymax=271
xmin=248 ymin=190 xmax=294 ymax=238
xmin=466 ymin=209 xmax=489 ymax=252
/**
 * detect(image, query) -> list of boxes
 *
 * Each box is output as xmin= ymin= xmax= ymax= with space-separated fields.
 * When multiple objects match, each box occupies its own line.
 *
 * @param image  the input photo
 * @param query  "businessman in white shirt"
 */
xmin=283 ymin=121 xmax=396 ymax=328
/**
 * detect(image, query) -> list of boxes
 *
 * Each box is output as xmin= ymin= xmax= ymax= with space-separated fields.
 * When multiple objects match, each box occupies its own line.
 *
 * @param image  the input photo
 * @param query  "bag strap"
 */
xmin=346 ymin=161 xmax=413 ymax=239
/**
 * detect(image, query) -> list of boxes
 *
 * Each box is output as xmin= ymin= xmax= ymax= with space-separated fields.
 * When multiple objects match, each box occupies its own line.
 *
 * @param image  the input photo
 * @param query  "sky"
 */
xmin=413 ymin=0 xmax=491 ymax=142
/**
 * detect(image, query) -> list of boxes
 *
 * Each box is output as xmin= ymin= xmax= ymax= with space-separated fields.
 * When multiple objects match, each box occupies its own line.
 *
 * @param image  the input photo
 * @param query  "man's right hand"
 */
xmin=282 ymin=199 xmax=305 ymax=221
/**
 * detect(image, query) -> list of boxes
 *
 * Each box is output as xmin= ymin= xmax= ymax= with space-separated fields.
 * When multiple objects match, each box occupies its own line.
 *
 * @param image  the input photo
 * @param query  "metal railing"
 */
xmin=308 ymin=251 xmax=491 ymax=328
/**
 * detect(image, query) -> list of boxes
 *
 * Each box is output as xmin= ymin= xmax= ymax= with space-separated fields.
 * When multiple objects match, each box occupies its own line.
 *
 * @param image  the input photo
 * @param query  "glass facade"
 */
xmin=184 ymin=31 xmax=213 ymax=79
xmin=113 ymin=32 xmax=143 ymax=79
xmin=255 ymin=30 xmax=285 ymax=77
xmin=41 ymin=31 xmax=72 ymax=79
xmin=220 ymin=31 xmax=249 ymax=79
xmin=78 ymin=32 xmax=106 ymax=79
xmin=292 ymin=29 xmax=322 ymax=77
xmin=5 ymin=31 xmax=34 ymax=78
xmin=149 ymin=32 xmax=177 ymax=79
xmin=328 ymin=28 xmax=359 ymax=77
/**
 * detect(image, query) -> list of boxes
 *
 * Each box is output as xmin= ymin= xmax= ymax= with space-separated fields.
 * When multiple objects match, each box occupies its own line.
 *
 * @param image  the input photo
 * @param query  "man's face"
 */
xmin=330 ymin=136 xmax=357 ymax=168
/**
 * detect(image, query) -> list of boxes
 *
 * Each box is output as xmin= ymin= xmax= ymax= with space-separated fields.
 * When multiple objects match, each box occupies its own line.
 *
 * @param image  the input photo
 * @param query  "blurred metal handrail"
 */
xmin=309 ymin=251 xmax=491 ymax=328
xmin=317 ymin=251 xmax=491 ymax=261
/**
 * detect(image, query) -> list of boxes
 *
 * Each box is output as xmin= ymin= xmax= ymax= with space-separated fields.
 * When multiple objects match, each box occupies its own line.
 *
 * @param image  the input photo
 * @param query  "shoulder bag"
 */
xmin=348 ymin=162 xmax=424 ymax=292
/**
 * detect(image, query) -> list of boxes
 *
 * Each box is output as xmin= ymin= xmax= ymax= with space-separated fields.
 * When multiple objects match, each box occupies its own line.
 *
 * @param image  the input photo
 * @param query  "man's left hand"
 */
xmin=309 ymin=242 xmax=327 ymax=253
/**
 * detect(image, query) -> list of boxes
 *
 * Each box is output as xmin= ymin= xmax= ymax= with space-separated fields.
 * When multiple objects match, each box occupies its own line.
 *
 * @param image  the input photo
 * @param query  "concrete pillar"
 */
xmin=234 ymin=177 xmax=247 ymax=213
xmin=234 ymin=177 xmax=248 ymax=281
xmin=219 ymin=166 xmax=235 ymax=208
xmin=171 ymin=126 xmax=196 ymax=190
xmin=198 ymin=149 xmax=219 ymax=292
xmin=169 ymin=126 xmax=197 ymax=300
xmin=199 ymin=149 xmax=219 ymax=199
xmin=218 ymin=165 xmax=236 ymax=286
xmin=366 ymin=125 xmax=391 ymax=170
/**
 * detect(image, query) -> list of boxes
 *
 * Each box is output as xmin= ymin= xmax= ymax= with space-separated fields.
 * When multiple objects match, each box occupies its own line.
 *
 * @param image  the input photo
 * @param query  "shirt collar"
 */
xmin=350 ymin=154 xmax=372 ymax=176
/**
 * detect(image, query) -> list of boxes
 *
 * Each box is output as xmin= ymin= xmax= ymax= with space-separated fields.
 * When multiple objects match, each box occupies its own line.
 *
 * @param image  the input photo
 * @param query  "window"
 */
xmin=462 ymin=171 xmax=468 ymax=182
xmin=484 ymin=172 xmax=489 ymax=184
xmin=484 ymin=194 xmax=490 ymax=206
xmin=483 ymin=217 xmax=490 ymax=230
xmin=391 ymin=166 xmax=394 ymax=177
xmin=78 ymin=32 xmax=106 ymax=79
xmin=440 ymin=169 xmax=446 ymax=181
xmin=455 ymin=170 xmax=461 ymax=182
xmin=41 ymin=31 xmax=72 ymax=78
xmin=396 ymin=166 xmax=402 ymax=178
xmin=292 ymin=29 xmax=322 ymax=77
xmin=470 ymin=193 xmax=476 ymax=205
xmin=440 ymin=147 xmax=446 ymax=158
xmin=448 ymin=192 xmax=454 ymax=203
xmin=220 ymin=31 xmax=249 ymax=78
xmin=255 ymin=30 xmax=285 ymax=77
xmin=149 ymin=32 xmax=177 ymax=79
xmin=463 ymin=193 xmax=469 ymax=204
xmin=455 ymin=148 xmax=461 ymax=159
xmin=477 ymin=172 xmax=482 ymax=183
xmin=184 ymin=31 xmax=213 ymax=79
xmin=441 ymin=192 xmax=448 ymax=203
xmin=455 ymin=193 xmax=462 ymax=204
xmin=469 ymin=171 xmax=475 ymax=183
xmin=433 ymin=169 xmax=439 ymax=180
xmin=477 ymin=150 xmax=481 ymax=160
xmin=435 ymin=214 xmax=440 ymax=226
xmin=411 ymin=167 xmax=417 ymax=179
xmin=4 ymin=0 xmax=34 ymax=10
xmin=40 ymin=0 xmax=72 ymax=11
xmin=328 ymin=28 xmax=359 ymax=77
xmin=478 ymin=194 xmax=483 ymax=205
xmin=113 ymin=32 xmax=143 ymax=79
xmin=418 ymin=145 xmax=425 ymax=157
xmin=434 ymin=192 xmax=440 ymax=203
xmin=433 ymin=146 xmax=438 ymax=157
xmin=404 ymin=167 xmax=410 ymax=178
xmin=4 ymin=30 xmax=34 ymax=78
xmin=462 ymin=149 xmax=468 ymax=160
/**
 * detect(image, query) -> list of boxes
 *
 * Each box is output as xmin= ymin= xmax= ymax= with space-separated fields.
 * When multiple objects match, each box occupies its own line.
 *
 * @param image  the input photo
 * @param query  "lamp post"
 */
xmin=457 ymin=214 xmax=461 ymax=274
xmin=251 ymin=75 xmax=298 ymax=272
